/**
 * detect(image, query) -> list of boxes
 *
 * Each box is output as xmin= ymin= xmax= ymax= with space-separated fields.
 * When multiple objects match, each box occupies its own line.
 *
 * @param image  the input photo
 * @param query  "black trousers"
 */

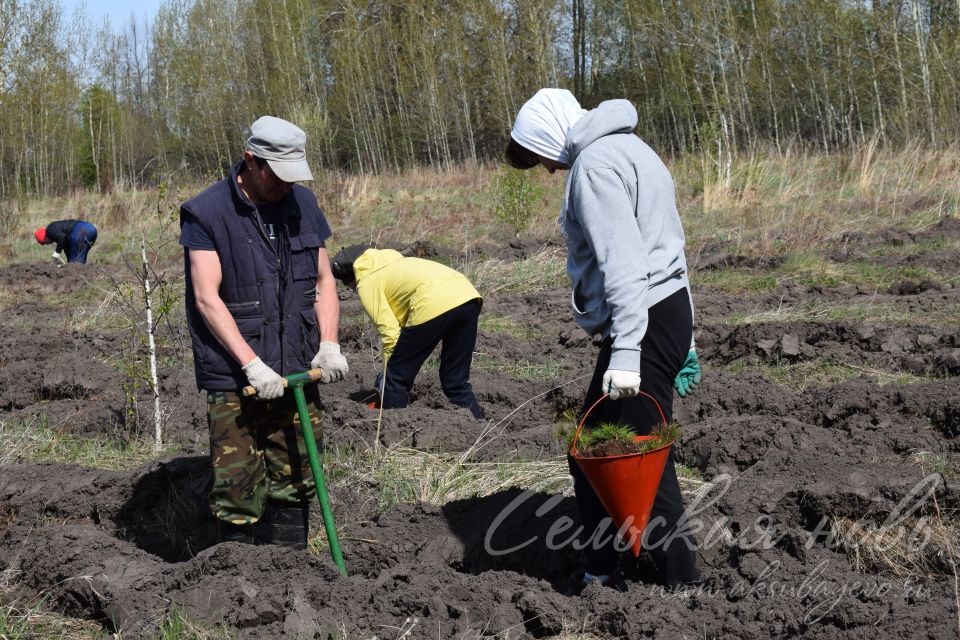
xmin=381 ymin=299 xmax=485 ymax=419
xmin=567 ymin=287 xmax=700 ymax=587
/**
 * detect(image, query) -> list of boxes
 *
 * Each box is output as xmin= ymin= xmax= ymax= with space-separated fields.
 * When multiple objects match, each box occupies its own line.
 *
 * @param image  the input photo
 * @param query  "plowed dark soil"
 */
xmin=1 ymin=221 xmax=959 ymax=638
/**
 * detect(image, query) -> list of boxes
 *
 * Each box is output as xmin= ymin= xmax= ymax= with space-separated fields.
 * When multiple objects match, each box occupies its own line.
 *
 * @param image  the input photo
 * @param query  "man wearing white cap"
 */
xmin=179 ymin=115 xmax=349 ymax=549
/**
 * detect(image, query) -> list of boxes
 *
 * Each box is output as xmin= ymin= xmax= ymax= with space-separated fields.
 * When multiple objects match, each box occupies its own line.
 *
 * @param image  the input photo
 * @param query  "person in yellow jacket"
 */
xmin=331 ymin=245 xmax=486 ymax=419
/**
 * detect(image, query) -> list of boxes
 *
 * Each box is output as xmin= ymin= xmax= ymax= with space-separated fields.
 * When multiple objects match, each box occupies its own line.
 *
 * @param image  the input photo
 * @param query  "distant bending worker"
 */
xmin=331 ymin=245 xmax=486 ymax=420
xmin=34 ymin=219 xmax=98 ymax=264
xmin=179 ymin=116 xmax=349 ymax=549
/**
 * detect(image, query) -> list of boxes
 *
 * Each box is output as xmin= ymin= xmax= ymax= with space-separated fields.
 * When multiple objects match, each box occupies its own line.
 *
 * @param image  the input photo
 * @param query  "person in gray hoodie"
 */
xmin=507 ymin=88 xmax=702 ymax=592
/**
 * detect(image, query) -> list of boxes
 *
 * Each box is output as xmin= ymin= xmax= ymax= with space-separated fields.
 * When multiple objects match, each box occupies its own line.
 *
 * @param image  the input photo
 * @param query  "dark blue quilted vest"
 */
xmin=181 ymin=162 xmax=328 ymax=391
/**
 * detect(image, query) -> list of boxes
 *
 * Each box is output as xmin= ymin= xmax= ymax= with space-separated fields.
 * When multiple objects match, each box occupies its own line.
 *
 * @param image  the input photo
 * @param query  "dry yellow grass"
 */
xmin=676 ymin=141 xmax=959 ymax=258
xmin=830 ymin=454 xmax=960 ymax=583
xmin=0 ymin=597 xmax=106 ymax=639
xmin=832 ymin=514 xmax=960 ymax=580
xmin=2 ymin=144 xmax=957 ymax=269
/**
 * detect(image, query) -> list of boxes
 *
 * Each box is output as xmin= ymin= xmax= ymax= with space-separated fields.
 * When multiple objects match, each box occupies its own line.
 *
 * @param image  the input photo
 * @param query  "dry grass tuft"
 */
xmin=832 ymin=514 xmax=960 ymax=580
xmin=333 ymin=443 xmax=573 ymax=510
xmin=832 ymin=453 xmax=960 ymax=581
xmin=143 ymin=606 xmax=236 ymax=640
xmin=331 ymin=441 xmax=707 ymax=514
xmin=0 ymin=597 xmax=106 ymax=639
xmin=332 ymin=615 xmax=609 ymax=640
xmin=675 ymin=142 xmax=959 ymax=257
xmin=69 ymin=286 xmax=126 ymax=332
xmin=328 ymin=376 xmax=708 ymax=514
xmin=463 ymin=246 xmax=567 ymax=296
xmin=0 ymin=414 xmax=176 ymax=470
xmin=2 ymin=145 xmax=956 ymax=269
xmin=741 ymin=360 xmax=927 ymax=391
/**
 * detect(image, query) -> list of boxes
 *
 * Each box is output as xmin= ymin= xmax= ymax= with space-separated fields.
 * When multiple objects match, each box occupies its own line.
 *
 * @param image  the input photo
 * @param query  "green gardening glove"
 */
xmin=674 ymin=348 xmax=702 ymax=397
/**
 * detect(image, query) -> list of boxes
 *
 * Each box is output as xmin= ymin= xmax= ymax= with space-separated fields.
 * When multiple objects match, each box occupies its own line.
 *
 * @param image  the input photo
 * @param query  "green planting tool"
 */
xmin=242 ymin=368 xmax=347 ymax=575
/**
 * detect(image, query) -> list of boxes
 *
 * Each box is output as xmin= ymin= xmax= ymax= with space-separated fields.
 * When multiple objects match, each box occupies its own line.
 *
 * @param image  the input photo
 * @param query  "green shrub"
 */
xmin=489 ymin=168 xmax=545 ymax=235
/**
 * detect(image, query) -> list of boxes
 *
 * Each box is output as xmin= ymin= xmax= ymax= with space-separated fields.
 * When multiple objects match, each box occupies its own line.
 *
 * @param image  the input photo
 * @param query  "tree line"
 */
xmin=0 ymin=0 xmax=957 ymax=198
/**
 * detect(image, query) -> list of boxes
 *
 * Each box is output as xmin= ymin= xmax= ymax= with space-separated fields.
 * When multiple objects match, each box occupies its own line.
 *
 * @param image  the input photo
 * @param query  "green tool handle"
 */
xmin=241 ymin=368 xmax=324 ymax=397
xmin=292 ymin=384 xmax=347 ymax=576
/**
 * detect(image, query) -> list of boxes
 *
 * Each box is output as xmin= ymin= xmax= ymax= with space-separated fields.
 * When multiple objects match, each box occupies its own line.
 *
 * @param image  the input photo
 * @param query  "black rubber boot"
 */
xmin=271 ymin=503 xmax=309 ymax=550
xmin=252 ymin=516 xmax=273 ymax=545
xmin=218 ymin=521 xmax=255 ymax=545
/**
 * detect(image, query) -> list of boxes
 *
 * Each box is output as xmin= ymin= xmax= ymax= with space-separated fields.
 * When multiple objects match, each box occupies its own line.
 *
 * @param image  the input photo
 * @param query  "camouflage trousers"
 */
xmin=206 ymin=386 xmax=323 ymax=525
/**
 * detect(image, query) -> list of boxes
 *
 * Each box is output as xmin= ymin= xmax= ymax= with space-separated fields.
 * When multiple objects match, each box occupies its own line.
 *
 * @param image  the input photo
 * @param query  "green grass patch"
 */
xmin=0 ymin=600 xmax=35 ymax=640
xmin=478 ymin=314 xmax=540 ymax=340
xmin=863 ymin=235 xmax=960 ymax=258
xmin=697 ymin=252 xmax=952 ymax=295
xmin=729 ymin=358 xmax=929 ymax=390
xmin=759 ymin=360 xmax=862 ymax=391
xmin=777 ymin=252 xmax=844 ymax=287
xmin=155 ymin=606 xmax=235 ymax=640
xmin=0 ymin=414 xmax=178 ymax=470
xmin=337 ymin=310 xmax=371 ymax=333
xmin=840 ymin=261 xmax=941 ymax=288
xmin=674 ymin=463 xmax=705 ymax=482
xmin=70 ymin=293 xmax=130 ymax=332
xmin=910 ymin=451 xmax=960 ymax=481
xmin=553 ymin=408 xmax=580 ymax=447
xmin=727 ymin=299 xmax=960 ymax=327
xmin=472 ymin=355 xmax=565 ymax=380
xmin=691 ymin=268 xmax=779 ymax=293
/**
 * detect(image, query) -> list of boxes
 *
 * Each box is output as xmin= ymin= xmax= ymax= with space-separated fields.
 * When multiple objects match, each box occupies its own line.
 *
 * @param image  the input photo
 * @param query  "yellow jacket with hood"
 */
xmin=354 ymin=249 xmax=482 ymax=361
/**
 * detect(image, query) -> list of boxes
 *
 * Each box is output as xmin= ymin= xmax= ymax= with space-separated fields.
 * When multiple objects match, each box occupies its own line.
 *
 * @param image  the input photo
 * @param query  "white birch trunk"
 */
xmin=911 ymin=0 xmax=936 ymax=145
xmin=141 ymin=234 xmax=162 ymax=449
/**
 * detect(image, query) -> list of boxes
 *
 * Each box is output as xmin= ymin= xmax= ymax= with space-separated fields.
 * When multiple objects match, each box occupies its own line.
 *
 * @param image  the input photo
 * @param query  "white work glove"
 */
xmin=311 ymin=341 xmax=349 ymax=383
xmin=602 ymin=369 xmax=641 ymax=401
xmin=51 ymin=250 xmax=65 ymax=265
xmin=241 ymin=357 xmax=285 ymax=399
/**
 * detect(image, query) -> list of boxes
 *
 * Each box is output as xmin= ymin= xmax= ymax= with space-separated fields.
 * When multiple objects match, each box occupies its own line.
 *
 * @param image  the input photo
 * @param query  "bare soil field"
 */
xmin=1 ymin=219 xmax=959 ymax=638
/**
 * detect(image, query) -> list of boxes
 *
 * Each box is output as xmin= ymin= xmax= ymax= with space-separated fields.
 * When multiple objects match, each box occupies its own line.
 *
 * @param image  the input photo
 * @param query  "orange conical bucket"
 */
xmin=570 ymin=392 xmax=674 ymax=557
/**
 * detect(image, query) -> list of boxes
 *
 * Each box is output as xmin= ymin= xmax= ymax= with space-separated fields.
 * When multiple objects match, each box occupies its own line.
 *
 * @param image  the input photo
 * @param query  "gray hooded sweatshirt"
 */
xmin=561 ymin=99 xmax=690 ymax=373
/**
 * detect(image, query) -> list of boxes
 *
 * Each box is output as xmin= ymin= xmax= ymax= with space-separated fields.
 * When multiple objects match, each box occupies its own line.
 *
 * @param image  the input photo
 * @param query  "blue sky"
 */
xmin=64 ymin=0 xmax=165 ymax=32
